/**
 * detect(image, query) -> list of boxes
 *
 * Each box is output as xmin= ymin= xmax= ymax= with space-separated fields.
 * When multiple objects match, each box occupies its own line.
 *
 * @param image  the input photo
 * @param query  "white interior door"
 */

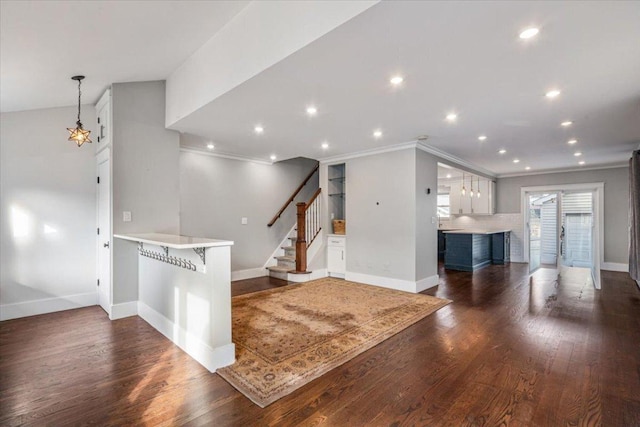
xmin=97 ymin=150 xmax=111 ymax=314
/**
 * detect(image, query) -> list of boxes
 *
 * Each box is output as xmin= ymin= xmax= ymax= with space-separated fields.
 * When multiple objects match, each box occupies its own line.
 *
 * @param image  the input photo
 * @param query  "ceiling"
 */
xmin=2 ymin=1 xmax=639 ymax=176
xmin=0 ymin=0 xmax=249 ymax=112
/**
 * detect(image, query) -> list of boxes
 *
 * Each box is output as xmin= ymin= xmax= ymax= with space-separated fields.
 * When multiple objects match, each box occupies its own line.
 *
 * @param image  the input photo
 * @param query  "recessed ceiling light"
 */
xmin=373 ymin=130 xmax=383 ymax=138
xmin=390 ymin=76 xmax=404 ymax=85
xmin=568 ymin=139 xmax=577 ymax=145
xmin=206 ymin=143 xmax=214 ymax=150
xmin=446 ymin=174 xmax=452 ymax=179
xmin=306 ymin=106 xmax=317 ymax=116
xmin=574 ymin=152 xmax=582 ymax=157
xmin=545 ymin=89 xmax=561 ymax=98
xmin=579 ymin=161 xmax=585 ymax=165
xmin=513 ymin=159 xmax=520 ymax=163
xmin=321 ymin=142 xmax=329 ymax=149
xmin=254 ymin=126 xmax=264 ymax=134
xmin=498 ymin=149 xmax=507 ymax=154
xmin=519 ymin=27 xmax=539 ymax=39
xmin=525 ymin=166 xmax=531 ymax=170
xmin=561 ymin=121 xmax=573 ymax=127
xmin=478 ymin=135 xmax=487 ymax=141
xmin=270 ymin=154 xmax=276 ymax=161
xmin=446 ymin=113 xmax=457 ymax=122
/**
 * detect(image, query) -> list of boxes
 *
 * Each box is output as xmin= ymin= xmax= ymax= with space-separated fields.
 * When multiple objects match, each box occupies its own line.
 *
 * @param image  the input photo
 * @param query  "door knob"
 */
xmin=103 ymin=242 xmax=110 ymax=248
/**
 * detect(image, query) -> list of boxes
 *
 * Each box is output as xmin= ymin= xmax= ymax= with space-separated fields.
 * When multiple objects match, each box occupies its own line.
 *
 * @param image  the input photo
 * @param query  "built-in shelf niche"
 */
xmin=328 ymin=163 xmax=345 ymax=221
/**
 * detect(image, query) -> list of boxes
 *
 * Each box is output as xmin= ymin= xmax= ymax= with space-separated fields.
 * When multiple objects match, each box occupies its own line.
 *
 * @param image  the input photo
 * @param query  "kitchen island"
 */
xmin=442 ymin=229 xmax=511 ymax=271
xmin=114 ymin=233 xmax=235 ymax=372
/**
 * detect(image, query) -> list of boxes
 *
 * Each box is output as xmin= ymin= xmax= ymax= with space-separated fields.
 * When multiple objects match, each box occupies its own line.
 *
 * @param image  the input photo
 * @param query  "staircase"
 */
xmin=266 ymin=182 xmax=322 ymax=282
xmin=267 ymin=235 xmax=298 ymax=280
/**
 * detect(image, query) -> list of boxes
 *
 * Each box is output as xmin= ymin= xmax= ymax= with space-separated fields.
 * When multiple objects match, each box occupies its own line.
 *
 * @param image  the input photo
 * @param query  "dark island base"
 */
xmin=444 ymin=232 xmax=510 ymax=271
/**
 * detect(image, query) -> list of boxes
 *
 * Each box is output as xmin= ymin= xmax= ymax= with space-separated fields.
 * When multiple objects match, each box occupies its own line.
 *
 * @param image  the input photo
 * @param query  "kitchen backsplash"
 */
xmin=440 ymin=214 xmax=524 ymax=262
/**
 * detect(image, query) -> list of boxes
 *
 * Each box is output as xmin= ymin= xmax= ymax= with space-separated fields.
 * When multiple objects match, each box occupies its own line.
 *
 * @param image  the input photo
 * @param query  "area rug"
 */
xmin=217 ymin=277 xmax=451 ymax=407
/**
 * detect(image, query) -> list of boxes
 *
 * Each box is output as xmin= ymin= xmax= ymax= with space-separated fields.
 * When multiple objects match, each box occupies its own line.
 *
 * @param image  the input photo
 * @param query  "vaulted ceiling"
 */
xmin=2 ymin=1 xmax=639 ymax=176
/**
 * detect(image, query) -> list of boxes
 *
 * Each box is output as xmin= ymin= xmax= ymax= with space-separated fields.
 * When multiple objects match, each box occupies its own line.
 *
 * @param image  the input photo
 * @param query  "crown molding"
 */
xmin=415 ymin=141 xmax=497 ymax=178
xmin=497 ymin=162 xmax=628 ymax=178
xmin=180 ymin=147 xmax=273 ymax=165
xmin=319 ymin=140 xmax=417 ymax=164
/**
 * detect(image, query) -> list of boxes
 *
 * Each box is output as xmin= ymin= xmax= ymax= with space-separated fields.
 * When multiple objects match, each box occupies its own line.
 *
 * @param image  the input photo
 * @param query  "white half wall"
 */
xmin=1 ymin=106 xmax=97 ymax=319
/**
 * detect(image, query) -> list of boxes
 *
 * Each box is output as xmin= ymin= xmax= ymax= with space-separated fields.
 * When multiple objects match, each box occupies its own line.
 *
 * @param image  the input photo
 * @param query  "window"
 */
xmin=437 ymin=194 xmax=450 ymax=218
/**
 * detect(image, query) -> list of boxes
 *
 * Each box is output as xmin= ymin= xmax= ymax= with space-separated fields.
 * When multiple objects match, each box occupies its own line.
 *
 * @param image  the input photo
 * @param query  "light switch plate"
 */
xmin=241 ymin=217 xmax=248 ymax=225
xmin=123 ymin=211 xmax=132 ymax=222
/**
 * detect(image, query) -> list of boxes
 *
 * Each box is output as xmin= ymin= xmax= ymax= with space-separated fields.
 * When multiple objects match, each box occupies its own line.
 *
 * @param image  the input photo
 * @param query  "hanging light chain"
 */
xmin=76 ymin=78 xmax=82 ymax=125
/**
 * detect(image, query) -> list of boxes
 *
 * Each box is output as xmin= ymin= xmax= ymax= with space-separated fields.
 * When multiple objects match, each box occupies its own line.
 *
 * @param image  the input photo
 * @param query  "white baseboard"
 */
xmin=110 ymin=301 xmax=138 ymax=320
xmin=309 ymin=268 xmax=328 ymax=280
xmin=345 ymin=272 xmax=434 ymax=294
xmin=601 ymin=262 xmax=628 ymax=272
xmin=231 ymin=267 xmax=268 ymax=282
xmin=0 ymin=292 xmax=97 ymax=321
xmin=416 ymin=275 xmax=440 ymax=292
xmin=137 ymin=301 xmax=235 ymax=372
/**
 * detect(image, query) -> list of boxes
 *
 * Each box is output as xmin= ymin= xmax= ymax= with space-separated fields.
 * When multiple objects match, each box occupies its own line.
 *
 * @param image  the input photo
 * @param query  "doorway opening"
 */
xmin=522 ymin=183 xmax=603 ymax=289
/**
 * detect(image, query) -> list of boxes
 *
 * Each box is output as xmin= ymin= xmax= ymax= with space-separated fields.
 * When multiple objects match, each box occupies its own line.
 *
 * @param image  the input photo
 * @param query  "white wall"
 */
xmin=496 ymin=167 xmax=628 ymax=264
xmin=345 ymin=148 xmax=416 ymax=282
xmin=1 ymin=106 xmax=97 ymax=320
xmin=179 ymin=150 xmax=318 ymax=273
xmin=111 ymin=81 xmax=181 ymax=304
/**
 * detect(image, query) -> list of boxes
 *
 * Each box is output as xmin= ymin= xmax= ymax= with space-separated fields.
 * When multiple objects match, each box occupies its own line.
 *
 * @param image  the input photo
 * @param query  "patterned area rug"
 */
xmin=217 ymin=278 xmax=451 ymax=407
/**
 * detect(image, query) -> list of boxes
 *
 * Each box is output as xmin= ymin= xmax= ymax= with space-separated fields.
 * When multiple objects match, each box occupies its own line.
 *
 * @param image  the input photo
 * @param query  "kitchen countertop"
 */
xmin=114 ymin=233 xmax=234 ymax=249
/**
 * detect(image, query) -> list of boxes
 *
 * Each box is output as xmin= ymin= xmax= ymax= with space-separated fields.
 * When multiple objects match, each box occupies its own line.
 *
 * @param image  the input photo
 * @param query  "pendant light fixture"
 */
xmin=461 ymin=172 xmax=466 ymax=196
xmin=477 ymin=176 xmax=481 ymax=198
xmin=470 ymin=175 xmax=474 ymax=198
xmin=67 ymin=75 xmax=92 ymax=147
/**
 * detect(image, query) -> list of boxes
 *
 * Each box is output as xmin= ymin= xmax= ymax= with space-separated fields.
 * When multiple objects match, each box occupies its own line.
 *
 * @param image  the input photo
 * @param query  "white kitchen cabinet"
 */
xmin=95 ymin=88 xmax=111 ymax=153
xmin=327 ymin=235 xmax=346 ymax=277
xmin=473 ymin=179 xmax=495 ymax=215
xmin=448 ymin=177 xmax=494 ymax=215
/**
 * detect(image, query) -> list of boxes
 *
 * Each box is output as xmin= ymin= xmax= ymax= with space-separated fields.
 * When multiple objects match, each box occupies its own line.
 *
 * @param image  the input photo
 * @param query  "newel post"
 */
xmin=295 ymin=202 xmax=308 ymax=273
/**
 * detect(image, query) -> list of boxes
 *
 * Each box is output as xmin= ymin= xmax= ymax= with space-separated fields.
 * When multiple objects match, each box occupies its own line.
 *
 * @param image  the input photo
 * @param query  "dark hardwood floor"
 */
xmin=1 ymin=264 xmax=639 ymax=426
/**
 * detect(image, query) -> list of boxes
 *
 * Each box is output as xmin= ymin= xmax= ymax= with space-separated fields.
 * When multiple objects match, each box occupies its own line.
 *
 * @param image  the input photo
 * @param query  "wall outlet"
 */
xmin=123 ymin=211 xmax=132 ymax=222
xmin=241 ymin=217 xmax=248 ymax=225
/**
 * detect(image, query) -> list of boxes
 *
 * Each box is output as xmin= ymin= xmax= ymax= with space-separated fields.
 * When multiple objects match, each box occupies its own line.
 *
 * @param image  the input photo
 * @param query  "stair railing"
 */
xmin=267 ymin=165 xmax=319 ymax=227
xmin=294 ymin=188 xmax=322 ymax=273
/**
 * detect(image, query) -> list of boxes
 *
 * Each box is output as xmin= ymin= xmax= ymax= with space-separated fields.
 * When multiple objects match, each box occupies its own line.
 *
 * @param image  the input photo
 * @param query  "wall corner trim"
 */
xmin=345 ymin=272 xmax=435 ymax=294
xmin=110 ymin=301 xmax=138 ymax=320
xmin=416 ymin=275 xmax=440 ymax=292
xmin=137 ymin=301 xmax=235 ymax=372
xmin=231 ymin=268 xmax=269 ymax=282
xmin=0 ymin=292 xmax=97 ymax=321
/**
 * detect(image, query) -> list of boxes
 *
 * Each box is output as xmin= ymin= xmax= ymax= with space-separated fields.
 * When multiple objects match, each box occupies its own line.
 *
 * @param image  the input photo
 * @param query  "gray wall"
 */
xmin=415 ymin=149 xmax=439 ymax=281
xmin=345 ymin=148 xmax=416 ymax=281
xmin=179 ymin=151 xmax=318 ymax=272
xmin=111 ymin=81 xmax=181 ymax=303
xmin=496 ymin=166 xmax=629 ymax=264
xmin=1 ymin=106 xmax=97 ymax=310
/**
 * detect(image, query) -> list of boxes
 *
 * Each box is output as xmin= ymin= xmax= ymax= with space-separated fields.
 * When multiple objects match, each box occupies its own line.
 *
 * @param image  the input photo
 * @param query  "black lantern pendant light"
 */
xmin=67 ymin=75 xmax=91 ymax=147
